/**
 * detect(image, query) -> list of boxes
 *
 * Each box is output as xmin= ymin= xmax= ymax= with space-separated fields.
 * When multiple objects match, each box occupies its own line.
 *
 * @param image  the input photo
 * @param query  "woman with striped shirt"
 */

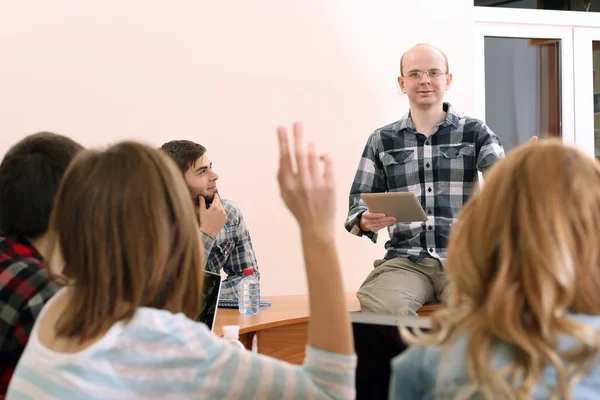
xmin=7 ymin=123 xmax=356 ymax=399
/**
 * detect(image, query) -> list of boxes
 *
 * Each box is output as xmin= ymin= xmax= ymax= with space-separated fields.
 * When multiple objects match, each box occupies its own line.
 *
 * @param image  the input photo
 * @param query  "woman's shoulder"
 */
xmin=114 ymin=307 xmax=225 ymax=357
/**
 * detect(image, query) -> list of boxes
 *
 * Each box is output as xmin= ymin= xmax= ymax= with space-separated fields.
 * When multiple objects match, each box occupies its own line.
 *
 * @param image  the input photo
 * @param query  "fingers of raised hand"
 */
xmin=277 ymin=126 xmax=293 ymax=178
xmin=320 ymin=154 xmax=334 ymax=187
xmin=307 ymin=143 xmax=320 ymax=184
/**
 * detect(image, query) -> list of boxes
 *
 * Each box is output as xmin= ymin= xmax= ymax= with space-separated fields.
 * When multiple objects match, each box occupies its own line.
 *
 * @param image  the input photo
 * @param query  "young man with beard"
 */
xmin=161 ymin=140 xmax=259 ymax=301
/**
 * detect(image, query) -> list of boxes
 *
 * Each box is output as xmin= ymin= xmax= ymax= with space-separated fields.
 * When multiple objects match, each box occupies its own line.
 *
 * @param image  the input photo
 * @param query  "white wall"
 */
xmin=0 ymin=0 xmax=476 ymax=296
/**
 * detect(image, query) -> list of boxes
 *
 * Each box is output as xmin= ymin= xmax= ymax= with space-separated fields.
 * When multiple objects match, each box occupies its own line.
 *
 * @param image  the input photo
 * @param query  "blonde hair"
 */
xmin=403 ymin=140 xmax=600 ymax=399
xmin=47 ymin=141 xmax=205 ymax=341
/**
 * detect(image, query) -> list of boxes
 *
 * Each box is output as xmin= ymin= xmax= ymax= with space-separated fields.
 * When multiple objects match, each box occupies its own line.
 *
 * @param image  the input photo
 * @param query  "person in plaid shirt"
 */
xmin=346 ymin=44 xmax=509 ymax=316
xmin=0 ymin=132 xmax=83 ymax=398
xmin=161 ymin=140 xmax=259 ymax=301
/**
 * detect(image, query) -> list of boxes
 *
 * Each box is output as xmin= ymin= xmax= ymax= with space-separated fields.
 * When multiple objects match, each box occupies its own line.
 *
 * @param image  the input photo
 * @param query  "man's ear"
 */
xmin=445 ymin=73 xmax=453 ymax=90
xmin=397 ymin=76 xmax=406 ymax=94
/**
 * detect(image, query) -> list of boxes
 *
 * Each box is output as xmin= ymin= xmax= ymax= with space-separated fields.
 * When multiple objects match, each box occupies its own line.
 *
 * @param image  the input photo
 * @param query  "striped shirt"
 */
xmin=345 ymin=103 xmax=504 ymax=263
xmin=200 ymin=199 xmax=259 ymax=300
xmin=7 ymin=288 xmax=356 ymax=399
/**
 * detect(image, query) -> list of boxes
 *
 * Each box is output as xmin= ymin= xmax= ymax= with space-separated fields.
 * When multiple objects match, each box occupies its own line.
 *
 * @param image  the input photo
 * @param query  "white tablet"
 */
xmin=360 ymin=192 xmax=428 ymax=222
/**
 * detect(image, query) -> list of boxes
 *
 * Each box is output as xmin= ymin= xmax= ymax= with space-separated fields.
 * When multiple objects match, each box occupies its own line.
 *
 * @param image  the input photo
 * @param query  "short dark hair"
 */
xmin=0 ymin=132 xmax=84 ymax=237
xmin=160 ymin=140 xmax=207 ymax=174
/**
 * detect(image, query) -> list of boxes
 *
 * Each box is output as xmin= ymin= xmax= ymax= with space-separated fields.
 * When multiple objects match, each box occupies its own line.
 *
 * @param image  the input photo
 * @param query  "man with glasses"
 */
xmin=345 ymin=43 xmax=505 ymax=316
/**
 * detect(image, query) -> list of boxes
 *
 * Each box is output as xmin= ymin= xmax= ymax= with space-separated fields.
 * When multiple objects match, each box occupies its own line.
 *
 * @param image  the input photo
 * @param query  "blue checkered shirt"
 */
xmin=345 ymin=103 xmax=504 ymax=263
xmin=200 ymin=199 xmax=259 ymax=300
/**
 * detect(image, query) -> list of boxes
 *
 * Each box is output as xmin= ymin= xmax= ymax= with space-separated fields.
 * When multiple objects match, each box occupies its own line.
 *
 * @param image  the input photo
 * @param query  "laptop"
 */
xmin=197 ymin=270 xmax=223 ymax=331
xmin=351 ymin=312 xmax=432 ymax=400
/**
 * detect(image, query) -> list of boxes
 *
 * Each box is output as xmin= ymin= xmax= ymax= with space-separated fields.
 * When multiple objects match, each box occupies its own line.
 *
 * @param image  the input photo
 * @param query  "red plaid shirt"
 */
xmin=0 ymin=236 xmax=57 ymax=399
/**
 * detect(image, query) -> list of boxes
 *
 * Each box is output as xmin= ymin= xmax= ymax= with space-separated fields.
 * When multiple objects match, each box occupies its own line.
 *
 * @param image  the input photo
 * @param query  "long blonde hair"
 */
xmin=404 ymin=140 xmax=600 ymax=399
xmin=47 ymin=141 xmax=205 ymax=341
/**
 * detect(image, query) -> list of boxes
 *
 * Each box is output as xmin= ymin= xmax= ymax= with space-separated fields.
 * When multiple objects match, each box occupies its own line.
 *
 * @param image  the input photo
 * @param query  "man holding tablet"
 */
xmin=345 ymin=43 xmax=506 ymax=316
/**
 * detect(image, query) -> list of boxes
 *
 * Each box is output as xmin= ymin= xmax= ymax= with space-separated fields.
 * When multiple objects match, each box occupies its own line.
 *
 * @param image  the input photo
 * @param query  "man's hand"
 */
xmin=359 ymin=210 xmax=397 ymax=233
xmin=198 ymin=193 xmax=227 ymax=237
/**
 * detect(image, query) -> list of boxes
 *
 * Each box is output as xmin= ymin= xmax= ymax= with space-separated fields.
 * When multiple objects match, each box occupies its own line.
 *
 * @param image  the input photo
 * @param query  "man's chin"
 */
xmin=203 ymin=191 xmax=219 ymax=204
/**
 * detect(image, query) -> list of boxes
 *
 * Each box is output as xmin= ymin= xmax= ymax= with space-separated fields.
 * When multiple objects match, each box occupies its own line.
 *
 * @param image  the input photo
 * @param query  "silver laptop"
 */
xmin=197 ymin=270 xmax=223 ymax=331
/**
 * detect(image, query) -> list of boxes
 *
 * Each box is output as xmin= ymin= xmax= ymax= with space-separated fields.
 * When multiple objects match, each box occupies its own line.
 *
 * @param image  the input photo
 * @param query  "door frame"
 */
xmin=474 ymin=6 xmax=600 ymax=155
xmin=473 ymin=22 xmax=575 ymax=146
xmin=573 ymin=27 xmax=600 ymax=156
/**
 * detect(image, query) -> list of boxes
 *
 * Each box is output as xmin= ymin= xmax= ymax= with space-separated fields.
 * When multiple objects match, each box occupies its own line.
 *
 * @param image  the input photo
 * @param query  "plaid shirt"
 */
xmin=200 ymin=199 xmax=259 ymax=300
xmin=345 ymin=103 xmax=504 ymax=263
xmin=0 ymin=236 xmax=57 ymax=399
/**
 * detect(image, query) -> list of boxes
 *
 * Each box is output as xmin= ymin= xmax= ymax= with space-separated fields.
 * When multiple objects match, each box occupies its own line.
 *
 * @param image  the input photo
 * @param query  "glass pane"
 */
xmin=594 ymin=41 xmax=600 ymax=158
xmin=475 ymin=0 xmax=600 ymax=12
xmin=484 ymin=37 xmax=561 ymax=152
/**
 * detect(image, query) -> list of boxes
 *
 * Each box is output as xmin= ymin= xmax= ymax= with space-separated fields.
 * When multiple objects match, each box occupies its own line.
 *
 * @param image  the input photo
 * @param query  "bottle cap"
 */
xmin=223 ymin=325 xmax=240 ymax=340
xmin=243 ymin=268 xmax=254 ymax=276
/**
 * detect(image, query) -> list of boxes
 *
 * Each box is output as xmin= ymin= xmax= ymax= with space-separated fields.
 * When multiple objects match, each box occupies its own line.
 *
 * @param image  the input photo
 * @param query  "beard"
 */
xmin=190 ymin=186 xmax=217 ymax=207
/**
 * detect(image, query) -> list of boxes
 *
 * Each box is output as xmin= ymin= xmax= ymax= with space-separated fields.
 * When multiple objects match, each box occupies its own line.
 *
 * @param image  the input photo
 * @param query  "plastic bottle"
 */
xmin=222 ymin=325 xmax=245 ymax=349
xmin=238 ymin=267 xmax=260 ymax=315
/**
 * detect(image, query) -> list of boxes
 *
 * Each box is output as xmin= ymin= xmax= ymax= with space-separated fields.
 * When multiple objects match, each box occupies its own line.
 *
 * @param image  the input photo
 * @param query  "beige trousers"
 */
xmin=356 ymin=256 xmax=450 ymax=316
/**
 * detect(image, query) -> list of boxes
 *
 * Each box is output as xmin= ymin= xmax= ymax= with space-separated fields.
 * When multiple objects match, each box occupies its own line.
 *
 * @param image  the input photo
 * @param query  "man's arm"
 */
xmin=220 ymin=204 xmax=259 ymax=300
xmin=475 ymin=122 xmax=505 ymax=180
xmin=344 ymin=135 xmax=388 ymax=243
xmin=199 ymin=231 xmax=217 ymax=268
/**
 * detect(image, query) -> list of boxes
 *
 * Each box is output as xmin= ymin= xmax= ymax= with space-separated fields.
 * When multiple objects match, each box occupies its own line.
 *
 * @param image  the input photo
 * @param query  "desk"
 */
xmin=214 ymin=292 xmax=360 ymax=365
xmin=214 ymin=294 xmax=437 ymax=365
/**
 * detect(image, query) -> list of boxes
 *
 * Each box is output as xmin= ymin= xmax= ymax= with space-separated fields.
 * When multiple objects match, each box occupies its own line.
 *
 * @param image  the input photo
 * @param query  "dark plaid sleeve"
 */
xmin=474 ymin=122 xmax=505 ymax=171
xmin=0 ymin=262 xmax=57 ymax=397
xmin=345 ymin=134 xmax=387 ymax=243
xmin=219 ymin=201 xmax=259 ymax=301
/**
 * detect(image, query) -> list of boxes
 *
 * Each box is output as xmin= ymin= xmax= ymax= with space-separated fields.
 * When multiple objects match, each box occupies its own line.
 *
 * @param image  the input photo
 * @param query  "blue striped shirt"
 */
xmin=7 ymin=289 xmax=356 ymax=399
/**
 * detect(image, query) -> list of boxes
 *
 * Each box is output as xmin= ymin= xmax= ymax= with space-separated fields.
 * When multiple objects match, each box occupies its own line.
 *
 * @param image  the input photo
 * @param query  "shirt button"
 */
xmin=428 ymin=226 xmax=433 ymax=230
xmin=427 ymin=209 xmax=432 ymax=215
xmin=428 ymin=187 xmax=432 ymax=193
xmin=425 ymin=141 xmax=430 ymax=146
xmin=429 ymin=248 xmax=434 ymax=253
xmin=426 ymin=162 xmax=430 ymax=168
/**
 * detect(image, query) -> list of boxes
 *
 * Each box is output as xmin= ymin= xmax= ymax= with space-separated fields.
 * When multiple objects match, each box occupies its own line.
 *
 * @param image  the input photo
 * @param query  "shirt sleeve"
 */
xmin=220 ymin=206 xmax=259 ymax=301
xmin=184 ymin=315 xmax=357 ymax=399
xmin=474 ymin=122 xmax=505 ymax=172
xmin=200 ymin=230 xmax=217 ymax=269
xmin=389 ymin=346 xmax=427 ymax=400
xmin=344 ymin=134 xmax=387 ymax=244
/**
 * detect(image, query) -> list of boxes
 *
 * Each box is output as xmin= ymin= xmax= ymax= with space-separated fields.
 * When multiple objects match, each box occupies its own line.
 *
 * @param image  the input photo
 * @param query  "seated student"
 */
xmin=0 ymin=132 xmax=83 ymax=399
xmin=7 ymin=123 xmax=356 ymax=399
xmin=390 ymin=140 xmax=600 ymax=399
xmin=161 ymin=140 xmax=259 ymax=300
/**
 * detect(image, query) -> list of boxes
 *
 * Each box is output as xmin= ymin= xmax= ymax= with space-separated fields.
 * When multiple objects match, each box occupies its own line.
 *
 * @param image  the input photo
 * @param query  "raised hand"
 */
xmin=198 ymin=193 xmax=227 ymax=237
xmin=277 ymin=122 xmax=335 ymax=236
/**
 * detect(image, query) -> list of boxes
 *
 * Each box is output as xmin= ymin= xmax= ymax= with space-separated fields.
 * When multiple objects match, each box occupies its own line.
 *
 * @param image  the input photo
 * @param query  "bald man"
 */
xmin=345 ymin=44 xmax=505 ymax=316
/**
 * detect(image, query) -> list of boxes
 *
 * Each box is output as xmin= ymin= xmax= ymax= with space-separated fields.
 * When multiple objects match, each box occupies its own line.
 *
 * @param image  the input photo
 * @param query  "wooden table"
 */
xmin=214 ymin=292 xmax=360 ymax=365
xmin=214 ymin=293 xmax=438 ymax=365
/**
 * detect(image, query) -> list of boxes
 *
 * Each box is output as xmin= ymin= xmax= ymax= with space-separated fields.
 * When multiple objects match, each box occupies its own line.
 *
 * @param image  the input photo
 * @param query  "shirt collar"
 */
xmin=395 ymin=102 xmax=460 ymax=133
xmin=5 ymin=235 xmax=44 ymax=262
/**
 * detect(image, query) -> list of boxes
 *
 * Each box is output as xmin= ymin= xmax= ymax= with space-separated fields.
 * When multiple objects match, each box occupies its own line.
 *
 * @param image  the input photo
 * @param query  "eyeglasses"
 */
xmin=403 ymin=70 xmax=447 ymax=80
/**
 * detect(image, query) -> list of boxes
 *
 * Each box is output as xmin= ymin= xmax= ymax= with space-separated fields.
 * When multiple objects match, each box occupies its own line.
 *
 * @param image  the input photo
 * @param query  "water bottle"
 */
xmin=238 ymin=268 xmax=260 ymax=315
xmin=222 ymin=325 xmax=245 ymax=349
